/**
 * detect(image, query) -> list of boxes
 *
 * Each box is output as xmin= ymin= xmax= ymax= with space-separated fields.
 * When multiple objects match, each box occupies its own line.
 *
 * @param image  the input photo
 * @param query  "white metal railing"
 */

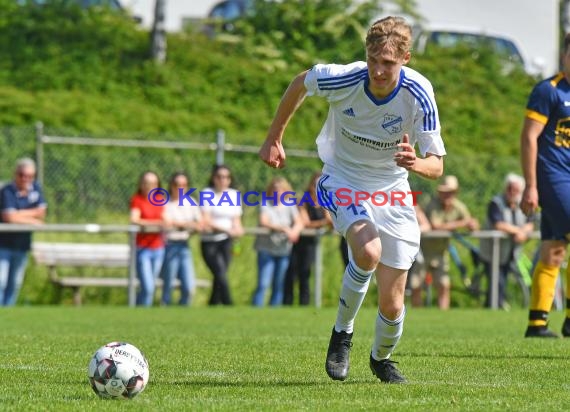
xmin=34 ymin=124 xmax=319 ymax=187
xmin=423 ymin=230 xmax=538 ymax=308
xmin=0 ymin=223 xmax=537 ymax=309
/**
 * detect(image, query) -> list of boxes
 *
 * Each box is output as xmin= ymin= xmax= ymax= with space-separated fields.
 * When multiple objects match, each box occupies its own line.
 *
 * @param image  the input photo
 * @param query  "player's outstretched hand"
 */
xmin=259 ymin=138 xmax=286 ymax=169
xmin=394 ymin=134 xmax=416 ymax=170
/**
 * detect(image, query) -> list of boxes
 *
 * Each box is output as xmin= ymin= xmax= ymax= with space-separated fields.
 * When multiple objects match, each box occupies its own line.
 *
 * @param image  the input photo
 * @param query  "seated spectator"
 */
xmin=130 ymin=171 xmax=165 ymax=307
xmin=200 ymin=165 xmax=244 ymax=306
xmin=161 ymin=172 xmax=203 ymax=306
xmin=284 ymin=171 xmax=332 ymax=305
xmin=252 ymin=176 xmax=304 ymax=306
xmin=0 ymin=158 xmax=47 ymax=306
xmin=479 ymin=173 xmax=534 ymax=309
xmin=416 ymin=175 xmax=479 ymax=309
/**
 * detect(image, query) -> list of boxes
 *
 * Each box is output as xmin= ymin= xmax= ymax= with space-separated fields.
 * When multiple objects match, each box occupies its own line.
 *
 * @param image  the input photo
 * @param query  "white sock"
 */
xmin=334 ymin=261 xmax=373 ymax=334
xmin=371 ymin=306 xmax=406 ymax=360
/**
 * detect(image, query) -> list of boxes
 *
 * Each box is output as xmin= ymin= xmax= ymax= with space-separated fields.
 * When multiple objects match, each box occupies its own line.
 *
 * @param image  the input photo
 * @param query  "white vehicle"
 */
xmin=371 ymin=0 xmax=559 ymax=78
xmin=413 ymin=23 xmax=538 ymax=75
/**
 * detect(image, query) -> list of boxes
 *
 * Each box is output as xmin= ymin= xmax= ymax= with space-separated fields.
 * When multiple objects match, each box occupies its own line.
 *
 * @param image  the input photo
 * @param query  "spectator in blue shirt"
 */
xmin=0 ymin=158 xmax=47 ymax=306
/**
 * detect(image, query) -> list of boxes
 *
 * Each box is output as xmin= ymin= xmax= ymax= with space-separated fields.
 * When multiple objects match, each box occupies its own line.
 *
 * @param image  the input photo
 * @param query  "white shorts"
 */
xmin=317 ymin=173 xmax=420 ymax=270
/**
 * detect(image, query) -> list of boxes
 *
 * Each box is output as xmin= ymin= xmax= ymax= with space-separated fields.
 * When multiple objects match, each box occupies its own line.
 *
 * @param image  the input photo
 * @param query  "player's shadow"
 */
xmin=171 ymin=379 xmax=369 ymax=387
xmin=402 ymin=352 xmax=568 ymax=360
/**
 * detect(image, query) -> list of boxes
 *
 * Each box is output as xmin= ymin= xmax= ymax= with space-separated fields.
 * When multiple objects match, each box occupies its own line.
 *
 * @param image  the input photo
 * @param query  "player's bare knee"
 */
xmin=352 ymin=242 xmax=381 ymax=270
xmin=379 ymin=303 xmax=404 ymax=321
xmin=541 ymin=241 xmax=567 ymax=266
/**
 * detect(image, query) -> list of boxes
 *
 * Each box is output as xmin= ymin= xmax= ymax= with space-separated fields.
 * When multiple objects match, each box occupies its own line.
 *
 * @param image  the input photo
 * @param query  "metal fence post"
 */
xmin=35 ymin=121 xmax=44 ymax=188
xmin=314 ymin=230 xmax=323 ymax=308
xmin=128 ymin=227 xmax=137 ymax=307
xmin=216 ymin=129 xmax=225 ymax=165
xmin=490 ymin=232 xmax=500 ymax=309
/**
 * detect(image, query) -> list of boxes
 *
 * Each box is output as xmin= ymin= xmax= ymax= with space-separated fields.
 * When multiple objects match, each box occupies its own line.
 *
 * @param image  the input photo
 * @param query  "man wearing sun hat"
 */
xmin=411 ymin=175 xmax=479 ymax=309
xmin=437 ymin=175 xmax=459 ymax=192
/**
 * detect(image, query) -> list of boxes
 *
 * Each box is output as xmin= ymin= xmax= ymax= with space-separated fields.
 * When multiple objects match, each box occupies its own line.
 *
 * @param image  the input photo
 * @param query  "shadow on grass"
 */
xmin=401 ymin=352 xmax=568 ymax=360
xmin=166 ymin=379 xmax=371 ymax=387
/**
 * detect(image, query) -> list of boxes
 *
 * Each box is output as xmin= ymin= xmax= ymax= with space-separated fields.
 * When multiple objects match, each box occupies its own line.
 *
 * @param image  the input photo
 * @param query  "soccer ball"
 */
xmin=87 ymin=342 xmax=150 ymax=399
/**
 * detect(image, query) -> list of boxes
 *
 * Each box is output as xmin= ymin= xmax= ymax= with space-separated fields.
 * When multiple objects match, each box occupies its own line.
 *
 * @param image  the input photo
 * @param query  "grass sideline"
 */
xmin=2 ymin=307 xmax=570 ymax=411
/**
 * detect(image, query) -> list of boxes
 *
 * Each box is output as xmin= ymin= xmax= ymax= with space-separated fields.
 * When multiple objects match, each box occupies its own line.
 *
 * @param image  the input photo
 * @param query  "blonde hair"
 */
xmin=306 ymin=171 xmax=322 ymax=192
xmin=366 ymin=16 xmax=412 ymax=58
xmin=266 ymin=176 xmax=292 ymax=196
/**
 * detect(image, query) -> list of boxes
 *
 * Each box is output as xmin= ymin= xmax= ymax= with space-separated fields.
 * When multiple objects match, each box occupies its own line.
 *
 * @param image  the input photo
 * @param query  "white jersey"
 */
xmin=200 ymin=188 xmax=243 ymax=242
xmin=305 ymin=62 xmax=446 ymax=191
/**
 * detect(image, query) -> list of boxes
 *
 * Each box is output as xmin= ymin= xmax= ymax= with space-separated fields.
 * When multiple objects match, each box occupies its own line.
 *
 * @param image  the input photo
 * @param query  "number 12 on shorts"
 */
xmin=347 ymin=204 xmax=369 ymax=217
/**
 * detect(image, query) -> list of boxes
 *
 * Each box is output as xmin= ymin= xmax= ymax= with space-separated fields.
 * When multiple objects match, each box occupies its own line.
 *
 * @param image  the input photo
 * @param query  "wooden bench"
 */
xmin=31 ymin=242 xmax=211 ymax=305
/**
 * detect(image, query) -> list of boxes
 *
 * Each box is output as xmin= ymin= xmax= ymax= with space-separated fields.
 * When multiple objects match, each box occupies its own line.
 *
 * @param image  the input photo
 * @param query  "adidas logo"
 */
xmin=342 ymin=108 xmax=355 ymax=117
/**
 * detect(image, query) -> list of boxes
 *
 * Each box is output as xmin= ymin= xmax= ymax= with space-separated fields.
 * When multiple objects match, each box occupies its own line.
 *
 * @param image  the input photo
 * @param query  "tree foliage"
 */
xmin=0 ymin=0 xmax=537 ymax=153
xmin=230 ymin=0 xmax=379 ymax=64
xmin=0 ymin=0 xmax=148 ymax=92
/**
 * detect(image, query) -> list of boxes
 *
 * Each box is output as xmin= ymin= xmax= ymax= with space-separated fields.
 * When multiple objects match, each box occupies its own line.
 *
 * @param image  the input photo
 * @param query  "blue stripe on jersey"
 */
xmin=402 ymin=79 xmax=436 ymax=130
xmin=317 ymin=69 xmax=368 ymax=90
xmin=317 ymin=68 xmax=367 ymax=85
xmin=402 ymin=79 xmax=437 ymax=131
xmin=317 ymin=175 xmax=337 ymax=216
xmin=318 ymin=75 xmax=367 ymax=90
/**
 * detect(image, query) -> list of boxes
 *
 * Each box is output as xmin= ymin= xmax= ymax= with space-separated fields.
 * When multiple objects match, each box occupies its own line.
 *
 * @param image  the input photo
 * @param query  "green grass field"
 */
xmin=2 ymin=307 xmax=570 ymax=411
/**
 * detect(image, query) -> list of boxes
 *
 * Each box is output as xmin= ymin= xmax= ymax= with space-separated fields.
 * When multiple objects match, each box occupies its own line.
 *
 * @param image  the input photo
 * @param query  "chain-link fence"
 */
xmin=0 ymin=124 xmax=521 ymax=225
xmin=0 ymin=125 xmax=530 ymax=308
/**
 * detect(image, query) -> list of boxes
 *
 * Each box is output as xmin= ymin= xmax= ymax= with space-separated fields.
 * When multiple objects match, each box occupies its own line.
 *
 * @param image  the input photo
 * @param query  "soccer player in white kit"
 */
xmin=259 ymin=16 xmax=446 ymax=383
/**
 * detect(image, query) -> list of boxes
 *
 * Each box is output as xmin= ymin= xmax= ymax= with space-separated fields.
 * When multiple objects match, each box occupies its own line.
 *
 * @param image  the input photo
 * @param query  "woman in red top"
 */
xmin=130 ymin=171 xmax=165 ymax=306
